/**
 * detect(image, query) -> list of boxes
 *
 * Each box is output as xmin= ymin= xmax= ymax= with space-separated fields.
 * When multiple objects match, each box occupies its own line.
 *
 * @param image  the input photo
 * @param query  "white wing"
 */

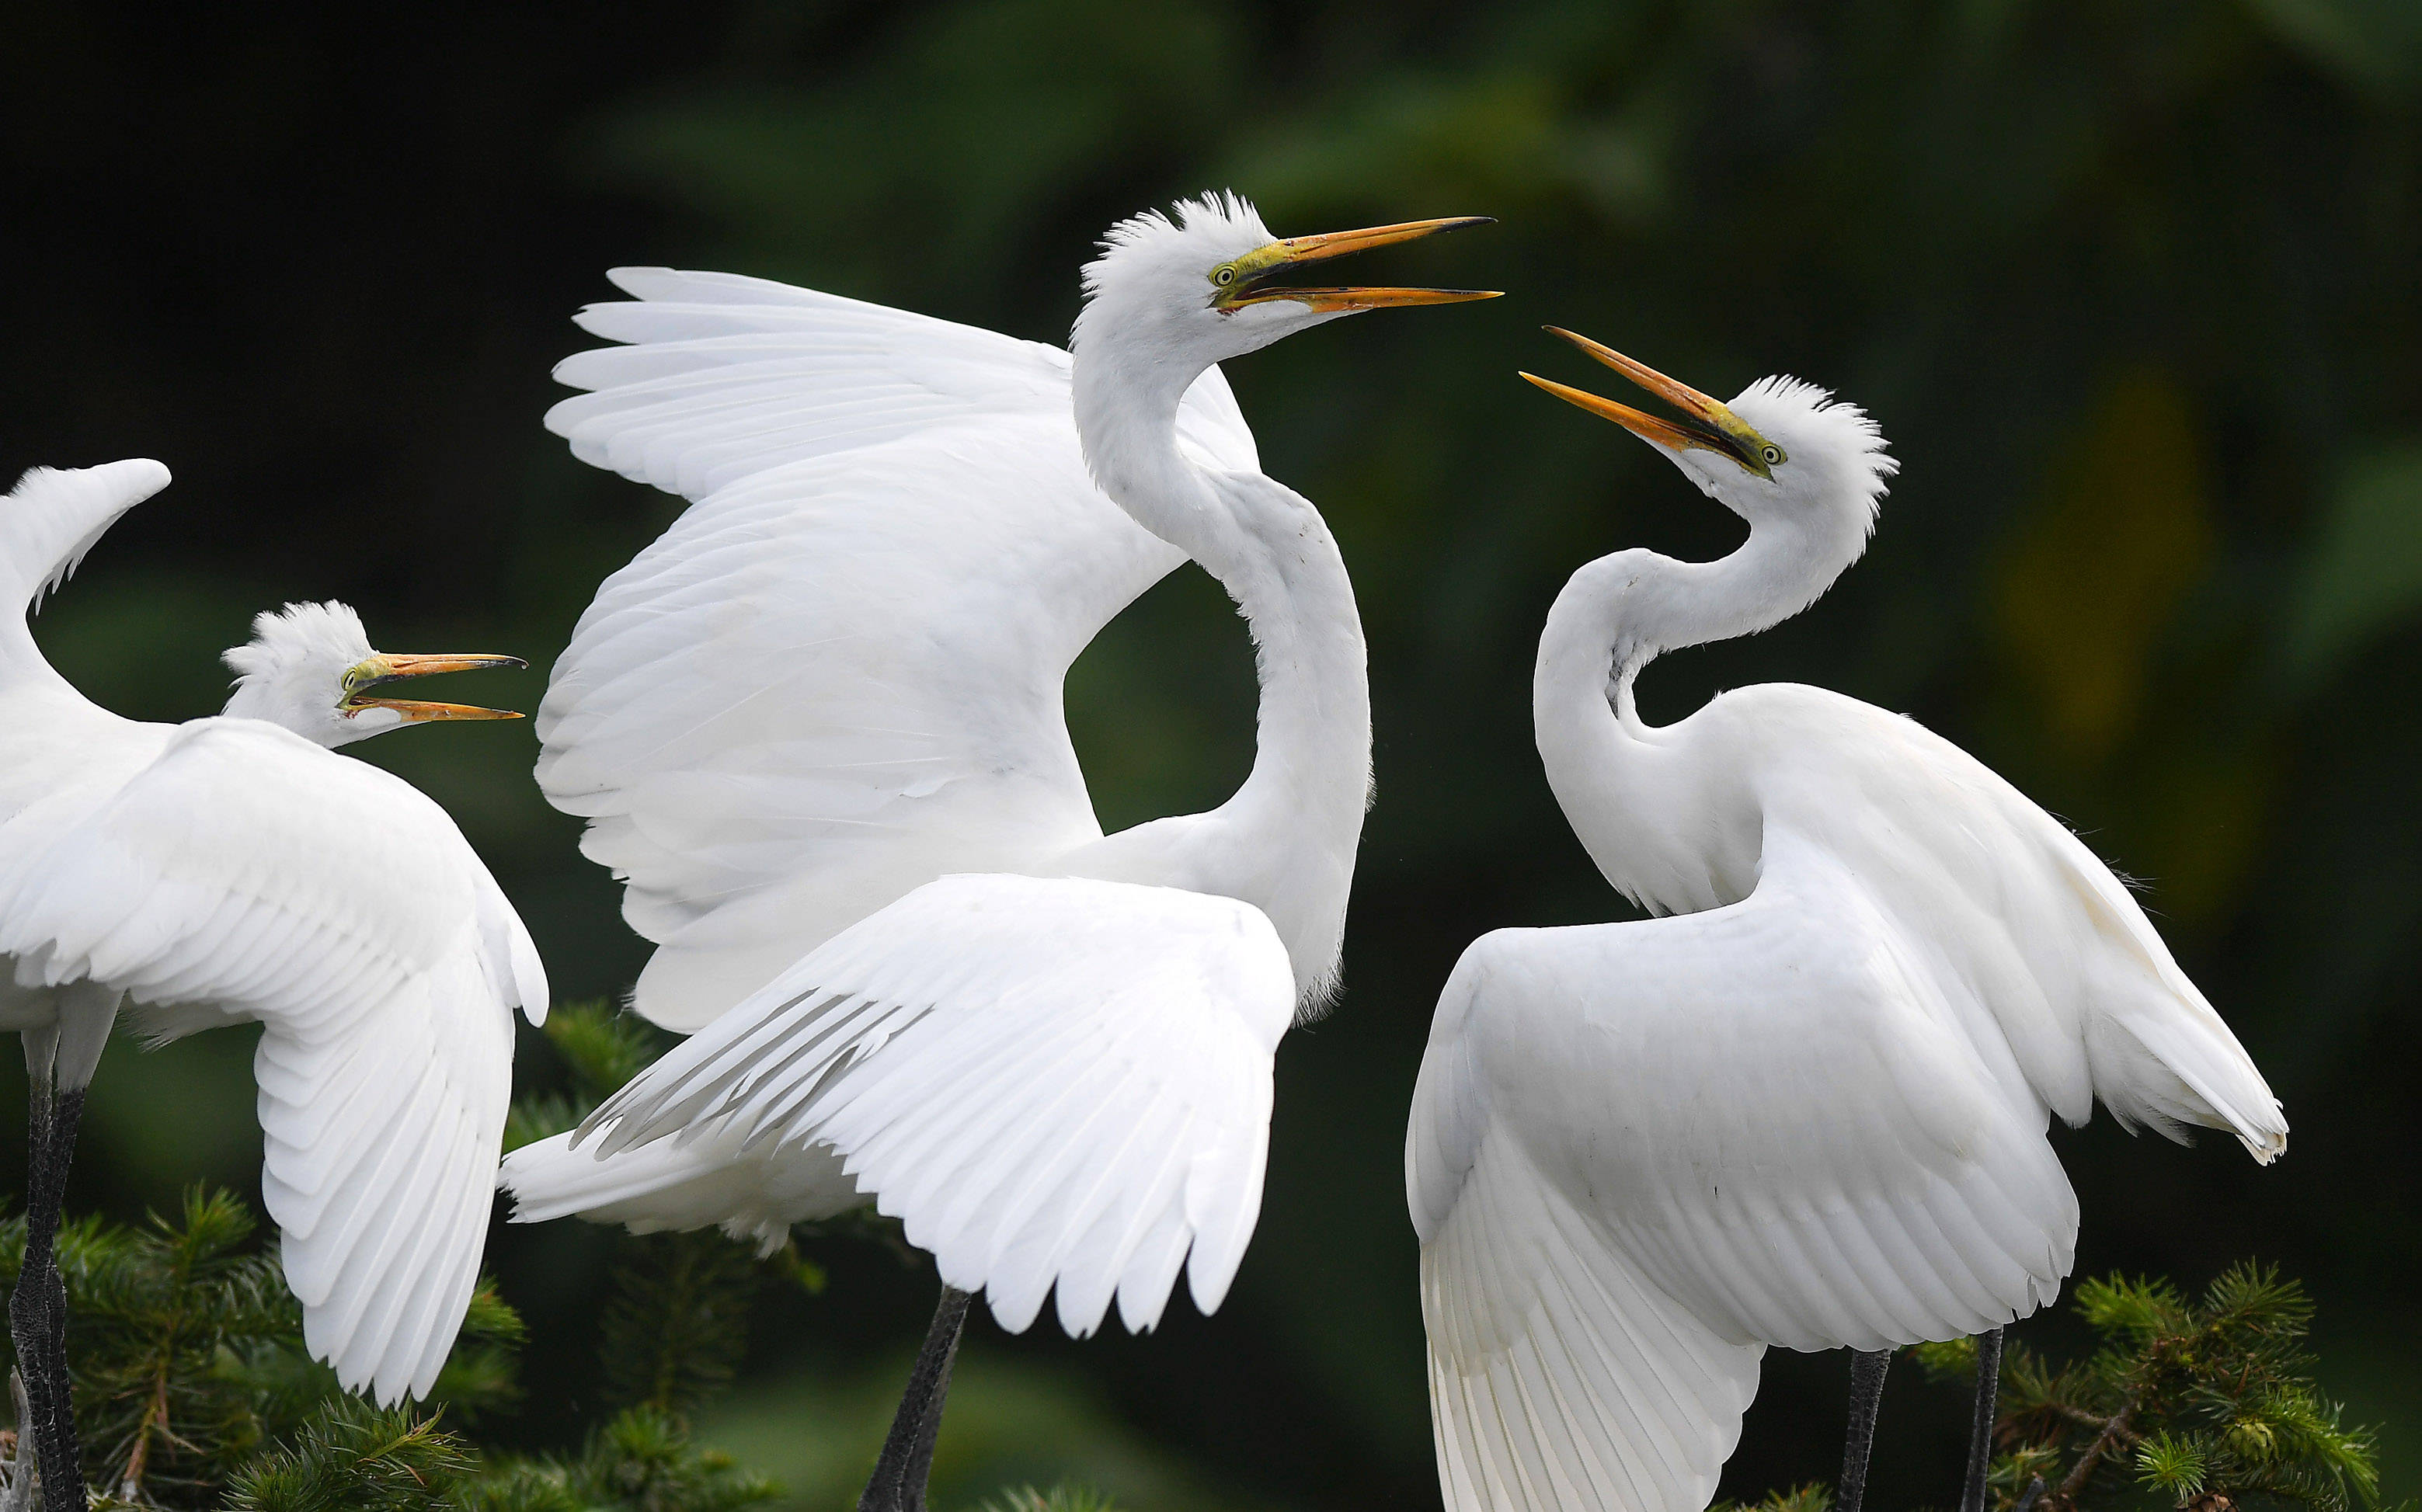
xmin=538 ymin=269 xmax=1259 ymax=1028
xmin=1408 ymin=829 xmax=2084 ymax=1512
xmin=576 ymin=873 xmax=1295 ymax=1337
xmin=0 ymin=718 xmax=545 ymax=1405
xmin=502 ymin=1119 xmax=865 ymax=1254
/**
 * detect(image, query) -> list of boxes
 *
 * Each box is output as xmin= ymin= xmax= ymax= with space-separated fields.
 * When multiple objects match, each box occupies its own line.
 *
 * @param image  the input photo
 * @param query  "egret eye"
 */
xmin=1213 ymin=266 xmax=1236 ymax=287
xmin=1761 ymin=445 xmax=1783 ymax=467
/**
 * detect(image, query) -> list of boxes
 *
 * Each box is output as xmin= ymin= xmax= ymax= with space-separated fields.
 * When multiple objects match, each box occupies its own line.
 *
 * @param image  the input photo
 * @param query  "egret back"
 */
xmin=538 ymin=268 xmax=1261 ymax=1029
xmin=1703 ymin=683 xmax=2283 ymax=1154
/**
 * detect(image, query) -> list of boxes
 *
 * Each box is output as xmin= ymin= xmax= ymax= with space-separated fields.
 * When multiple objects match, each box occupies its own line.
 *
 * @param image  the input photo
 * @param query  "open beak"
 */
xmin=347 ymin=652 xmax=527 ymax=724
xmin=1520 ymin=327 xmax=1776 ymax=478
xmin=1216 ymin=216 xmax=1501 ymax=313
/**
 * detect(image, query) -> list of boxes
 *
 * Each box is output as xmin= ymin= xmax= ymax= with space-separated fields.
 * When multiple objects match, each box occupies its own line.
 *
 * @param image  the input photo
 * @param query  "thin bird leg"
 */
xmin=7 ymin=1077 xmax=89 ymax=1512
xmin=1838 ymin=1347 xmax=1894 ymax=1512
xmin=1961 ymin=1327 xmax=2006 ymax=1512
xmin=1 ymin=1368 xmax=34 ymax=1512
xmin=857 ymin=1285 xmax=974 ymax=1512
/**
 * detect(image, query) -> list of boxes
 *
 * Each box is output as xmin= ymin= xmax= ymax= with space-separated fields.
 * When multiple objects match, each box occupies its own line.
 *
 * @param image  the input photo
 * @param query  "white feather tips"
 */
xmin=1079 ymin=191 xmax=1274 ymax=311
xmin=222 ymin=600 xmax=372 ymax=682
xmin=1728 ymin=376 xmax=1899 ymax=532
xmin=3 ymin=458 xmax=172 ymax=610
xmin=571 ymin=873 xmax=1295 ymax=1339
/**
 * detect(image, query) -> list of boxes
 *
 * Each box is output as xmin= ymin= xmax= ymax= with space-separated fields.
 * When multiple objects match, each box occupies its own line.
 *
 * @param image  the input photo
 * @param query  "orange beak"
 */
xmin=1216 ymin=216 xmax=1501 ymax=313
xmin=1520 ymin=327 xmax=1778 ymax=478
xmin=346 ymin=652 xmax=527 ymax=724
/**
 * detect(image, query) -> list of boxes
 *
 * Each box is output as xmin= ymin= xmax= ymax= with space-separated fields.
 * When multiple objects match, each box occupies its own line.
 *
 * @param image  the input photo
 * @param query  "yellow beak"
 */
xmin=346 ymin=652 xmax=527 ymax=724
xmin=1216 ymin=216 xmax=1501 ymax=312
xmin=1520 ymin=327 xmax=1776 ymax=478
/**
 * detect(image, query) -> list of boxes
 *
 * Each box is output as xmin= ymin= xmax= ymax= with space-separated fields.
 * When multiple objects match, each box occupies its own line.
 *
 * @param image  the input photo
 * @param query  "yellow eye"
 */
xmin=1761 ymin=445 xmax=1784 ymax=467
xmin=1213 ymin=266 xmax=1236 ymax=287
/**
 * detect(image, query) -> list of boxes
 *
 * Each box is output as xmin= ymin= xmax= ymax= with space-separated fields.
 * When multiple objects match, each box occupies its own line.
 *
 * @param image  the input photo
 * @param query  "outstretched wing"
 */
xmin=576 ymin=873 xmax=1295 ymax=1337
xmin=538 ymin=269 xmax=1259 ymax=1028
xmin=1408 ymin=830 xmax=2083 ymax=1512
xmin=0 ymin=718 xmax=545 ymax=1405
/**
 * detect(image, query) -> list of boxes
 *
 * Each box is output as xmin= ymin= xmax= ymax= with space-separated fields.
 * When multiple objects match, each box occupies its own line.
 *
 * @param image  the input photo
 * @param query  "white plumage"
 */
xmin=1409 ymin=337 xmax=2283 ymax=1512
xmin=532 ymin=265 xmax=1254 ymax=1028
xmin=506 ymin=198 xmax=1494 ymax=1359
xmin=0 ymin=461 xmax=545 ymax=1406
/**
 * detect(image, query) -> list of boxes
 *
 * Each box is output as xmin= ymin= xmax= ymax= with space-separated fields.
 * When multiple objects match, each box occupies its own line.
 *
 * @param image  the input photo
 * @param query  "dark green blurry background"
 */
xmin=5 ymin=2 xmax=2420 ymax=1507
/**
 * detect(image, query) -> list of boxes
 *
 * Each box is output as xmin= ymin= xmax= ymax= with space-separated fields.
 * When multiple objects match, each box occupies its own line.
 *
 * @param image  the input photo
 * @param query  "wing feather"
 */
xmin=0 ymin=718 xmax=537 ymax=1404
xmin=537 ymin=269 xmax=1256 ymax=1028
xmin=1408 ymin=829 xmax=2103 ymax=1512
xmin=502 ymin=1122 xmax=865 ymax=1253
xmin=576 ymin=873 xmax=1293 ymax=1336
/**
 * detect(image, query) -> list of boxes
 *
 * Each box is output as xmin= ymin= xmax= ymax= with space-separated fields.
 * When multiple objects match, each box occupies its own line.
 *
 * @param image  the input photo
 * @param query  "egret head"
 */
xmin=1074 ymin=193 xmax=1498 ymax=370
xmin=222 ymin=600 xmax=524 ymax=748
xmin=1522 ymin=328 xmax=1896 ymax=539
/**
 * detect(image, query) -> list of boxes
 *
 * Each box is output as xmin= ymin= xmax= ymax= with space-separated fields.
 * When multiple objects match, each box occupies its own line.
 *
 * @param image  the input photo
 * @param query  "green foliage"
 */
xmin=1987 ymin=1266 xmax=2385 ymax=1512
xmin=598 ymin=1234 xmax=760 ymax=1418
xmin=223 ymin=1398 xmax=784 ymax=1512
xmin=461 ymin=1406 xmax=779 ymax=1512
xmin=0 ymin=1188 xmax=782 ymax=1511
xmin=1710 ymin=1485 xmax=1834 ymax=1512
xmin=977 ymin=1486 xmax=1126 ymax=1512
xmin=2 ymin=1187 xmax=324 ymax=1503
xmin=224 ymin=1399 xmax=476 ymax=1511
xmin=1759 ymin=1265 xmax=2396 ymax=1512
xmin=504 ymin=1001 xmax=673 ymax=1152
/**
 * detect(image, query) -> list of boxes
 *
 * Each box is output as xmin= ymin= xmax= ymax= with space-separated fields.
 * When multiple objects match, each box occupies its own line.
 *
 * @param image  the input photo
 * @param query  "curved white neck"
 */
xmin=1533 ymin=513 xmax=1860 ymax=913
xmin=1072 ymin=338 xmax=1371 ymax=1001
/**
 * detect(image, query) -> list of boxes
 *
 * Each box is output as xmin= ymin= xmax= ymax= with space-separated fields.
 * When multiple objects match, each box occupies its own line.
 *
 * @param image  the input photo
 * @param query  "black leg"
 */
xmin=858 ymin=1285 xmax=973 ymax=1512
xmin=1961 ymin=1327 xmax=2006 ymax=1512
xmin=8 ymin=1083 xmax=87 ymax=1512
xmin=1839 ymin=1347 xmax=1893 ymax=1512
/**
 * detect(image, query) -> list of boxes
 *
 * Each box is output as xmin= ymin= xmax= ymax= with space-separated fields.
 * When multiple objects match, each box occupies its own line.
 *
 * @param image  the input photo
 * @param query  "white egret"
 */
xmin=1406 ymin=330 xmax=2286 ymax=1512
xmin=499 ymin=195 xmax=1494 ymax=1509
xmin=0 ymin=461 xmax=545 ymax=1508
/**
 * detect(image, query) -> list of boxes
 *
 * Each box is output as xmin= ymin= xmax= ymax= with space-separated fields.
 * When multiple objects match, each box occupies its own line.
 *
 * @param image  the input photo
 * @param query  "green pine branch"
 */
xmin=1747 ymin=1264 xmax=2399 ymax=1512
xmin=976 ymin=1486 xmax=1126 ymax=1512
xmin=504 ymin=1002 xmax=673 ymax=1152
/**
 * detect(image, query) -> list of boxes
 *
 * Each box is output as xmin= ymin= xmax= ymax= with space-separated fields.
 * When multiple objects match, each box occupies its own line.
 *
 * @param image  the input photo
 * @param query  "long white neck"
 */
xmin=1072 ymin=330 xmax=1371 ymax=1003
xmin=1533 ymin=510 xmax=1862 ymax=913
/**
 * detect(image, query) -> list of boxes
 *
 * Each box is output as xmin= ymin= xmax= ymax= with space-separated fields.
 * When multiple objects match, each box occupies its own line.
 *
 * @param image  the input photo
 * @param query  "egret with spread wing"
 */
xmin=500 ymin=195 xmax=1493 ymax=1510
xmin=0 ymin=462 xmax=544 ymax=1510
xmin=1408 ymin=332 xmax=2285 ymax=1512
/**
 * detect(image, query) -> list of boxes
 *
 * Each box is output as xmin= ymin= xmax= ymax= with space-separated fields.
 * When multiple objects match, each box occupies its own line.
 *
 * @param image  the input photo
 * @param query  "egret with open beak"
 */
xmin=341 ymin=652 xmax=527 ymax=725
xmin=1208 ymin=215 xmax=1500 ymax=314
xmin=1522 ymin=325 xmax=1790 ymax=480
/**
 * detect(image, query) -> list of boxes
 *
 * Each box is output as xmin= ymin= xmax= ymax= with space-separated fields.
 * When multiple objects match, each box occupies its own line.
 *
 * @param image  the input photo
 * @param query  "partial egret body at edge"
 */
xmin=0 ymin=461 xmax=544 ymax=1421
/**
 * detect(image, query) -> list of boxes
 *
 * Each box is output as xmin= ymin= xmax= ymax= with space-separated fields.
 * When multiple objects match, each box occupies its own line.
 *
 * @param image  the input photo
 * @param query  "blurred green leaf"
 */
xmin=2242 ymin=0 xmax=2422 ymax=103
xmin=2281 ymin=443 xmax=2422 ymax=688
xmin=1992 ymin=369 xmax=2213 ymax=760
